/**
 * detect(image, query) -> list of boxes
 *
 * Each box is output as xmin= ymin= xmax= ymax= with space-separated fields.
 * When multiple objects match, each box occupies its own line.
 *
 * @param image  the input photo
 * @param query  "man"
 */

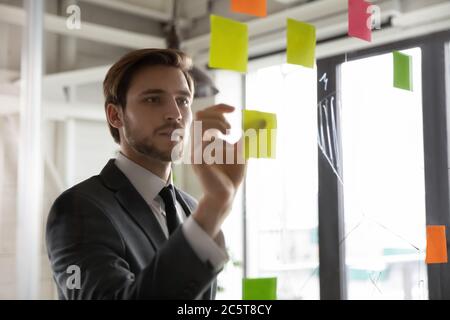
xmin=46 ymin=48 xmax=246 ymax=299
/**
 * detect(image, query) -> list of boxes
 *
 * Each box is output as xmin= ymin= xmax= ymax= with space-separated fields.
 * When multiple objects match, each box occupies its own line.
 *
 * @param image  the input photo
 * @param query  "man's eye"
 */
xmin=177 ymin=98 xmax=190 ymax=107
xmin=145 ymin=96 xmax=160 ymax=103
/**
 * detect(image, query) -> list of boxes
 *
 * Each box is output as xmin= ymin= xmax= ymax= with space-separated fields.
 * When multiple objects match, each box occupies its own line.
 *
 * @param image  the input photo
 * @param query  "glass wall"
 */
xmin=340 ymin=48 xmax=428 ymax=299
xmin=245 ymin=61 xmax=319 ymax=299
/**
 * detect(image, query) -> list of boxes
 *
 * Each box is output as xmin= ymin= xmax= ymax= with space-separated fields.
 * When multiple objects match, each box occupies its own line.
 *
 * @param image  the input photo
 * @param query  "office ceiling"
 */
xmin=0 ymin=0 xmax=449 ymax=77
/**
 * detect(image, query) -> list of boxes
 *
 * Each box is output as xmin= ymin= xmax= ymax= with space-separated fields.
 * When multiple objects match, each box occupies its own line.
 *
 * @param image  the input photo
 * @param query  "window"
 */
xmin=245 ymin=61 xmax=319 ymax=299
xmin=207 ymin=70 xmax=246 ymax=300
xmin=219 ymin=32 xmax=450 ymax=300
xmin=340 ymin=48 xmax=428 ymax=299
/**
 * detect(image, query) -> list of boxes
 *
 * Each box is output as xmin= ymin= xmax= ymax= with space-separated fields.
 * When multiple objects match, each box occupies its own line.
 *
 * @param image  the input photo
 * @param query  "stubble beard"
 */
xmin=123 ymin=119 xmax=184 ymax=163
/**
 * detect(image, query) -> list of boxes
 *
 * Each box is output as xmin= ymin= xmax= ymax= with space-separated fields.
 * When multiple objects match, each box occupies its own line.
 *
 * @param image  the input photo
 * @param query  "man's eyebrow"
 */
xmin=138 ymin=88 xmax=192 ymax=97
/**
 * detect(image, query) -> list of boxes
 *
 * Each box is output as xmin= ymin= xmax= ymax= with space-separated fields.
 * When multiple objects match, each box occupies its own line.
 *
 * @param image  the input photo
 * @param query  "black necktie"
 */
xmin=158 ymin=185 xmax=181 ymax=235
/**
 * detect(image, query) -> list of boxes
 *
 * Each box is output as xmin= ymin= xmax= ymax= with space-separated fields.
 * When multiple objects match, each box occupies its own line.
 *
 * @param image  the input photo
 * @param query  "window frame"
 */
xmin=316 ymin=30 xmax=450 ymax=300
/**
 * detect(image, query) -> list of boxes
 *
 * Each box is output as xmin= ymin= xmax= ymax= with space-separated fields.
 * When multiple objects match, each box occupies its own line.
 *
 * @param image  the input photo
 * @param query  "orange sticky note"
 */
xmin=231 ymin=0 xmax=267 ymax=17
xmin=426 ymin=225 xmax=448 ymax=264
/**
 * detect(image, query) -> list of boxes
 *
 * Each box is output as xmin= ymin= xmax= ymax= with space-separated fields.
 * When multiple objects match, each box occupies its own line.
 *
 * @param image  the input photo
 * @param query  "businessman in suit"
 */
xmin=46 ymin=48 xmax=246 ymax=299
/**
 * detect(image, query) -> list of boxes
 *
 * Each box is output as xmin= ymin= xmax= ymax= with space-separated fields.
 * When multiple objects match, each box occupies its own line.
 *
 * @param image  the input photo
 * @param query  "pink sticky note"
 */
xmin=348 ymin=0 xmax=371 ymax=42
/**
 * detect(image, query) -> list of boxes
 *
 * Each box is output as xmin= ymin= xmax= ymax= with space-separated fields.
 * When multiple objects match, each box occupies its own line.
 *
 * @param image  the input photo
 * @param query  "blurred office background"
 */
xmin=0 ymin=0 xmax=449 ymax=299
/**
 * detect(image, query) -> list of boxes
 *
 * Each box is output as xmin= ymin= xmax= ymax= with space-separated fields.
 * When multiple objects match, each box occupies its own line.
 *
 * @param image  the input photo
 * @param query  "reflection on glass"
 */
xmin=341 ymin=48 xmax=428 ymax=299
xmin=245 ymin=63 xmax=319 ymax=299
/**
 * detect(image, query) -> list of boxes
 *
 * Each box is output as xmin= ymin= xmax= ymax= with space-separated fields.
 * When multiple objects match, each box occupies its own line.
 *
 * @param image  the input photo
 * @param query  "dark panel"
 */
xmin=317 ymin=56 xmax=347 ymax=300
xmin=422 ymin=40 xmax=450 ymax=300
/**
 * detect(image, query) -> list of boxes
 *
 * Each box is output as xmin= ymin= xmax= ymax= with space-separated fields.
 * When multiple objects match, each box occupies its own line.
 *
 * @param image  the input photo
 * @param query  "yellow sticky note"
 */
xmin=209 ymin=15 xmax=248 ymax=73
xmin=243 ymin=110 xmax=277 ymax=159
xmin=287 ymin=18 xmax=316 ymax=68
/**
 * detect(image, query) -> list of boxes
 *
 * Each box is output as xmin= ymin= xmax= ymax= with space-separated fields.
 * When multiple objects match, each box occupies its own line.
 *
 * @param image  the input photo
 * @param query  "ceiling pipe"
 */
xmin=0 ymin=3 xmax=165 ymax=49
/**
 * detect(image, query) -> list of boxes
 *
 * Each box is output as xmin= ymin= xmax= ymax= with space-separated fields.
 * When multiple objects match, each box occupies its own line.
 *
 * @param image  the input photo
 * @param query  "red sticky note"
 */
xmin=231 ymin=0 xmax=267 ymax=17
xmin=426 ymin=225 xmax=448 ymax=264
xmin=348 ymin=0 xmax=371 ymax=42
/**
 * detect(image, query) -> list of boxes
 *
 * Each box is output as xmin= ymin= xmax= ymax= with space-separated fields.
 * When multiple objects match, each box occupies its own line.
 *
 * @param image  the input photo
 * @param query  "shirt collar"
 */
xmin=114 ymin=151 xmax=173 ymax=204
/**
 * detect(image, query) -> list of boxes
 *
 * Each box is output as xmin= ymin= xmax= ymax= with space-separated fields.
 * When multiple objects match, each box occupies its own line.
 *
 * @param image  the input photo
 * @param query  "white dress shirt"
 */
xmin=115 ymin=152 xmax=228 ymax=271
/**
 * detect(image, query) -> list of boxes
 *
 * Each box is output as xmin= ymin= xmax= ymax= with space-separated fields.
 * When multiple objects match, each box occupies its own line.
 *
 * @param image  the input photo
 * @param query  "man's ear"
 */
xmin=106 ymin=103 xmax=123 ymax=129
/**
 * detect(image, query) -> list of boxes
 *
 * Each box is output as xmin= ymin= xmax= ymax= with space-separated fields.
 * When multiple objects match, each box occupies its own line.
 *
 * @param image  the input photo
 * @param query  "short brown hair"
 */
xmin=103 ymin=48 xmax=194 ymax=144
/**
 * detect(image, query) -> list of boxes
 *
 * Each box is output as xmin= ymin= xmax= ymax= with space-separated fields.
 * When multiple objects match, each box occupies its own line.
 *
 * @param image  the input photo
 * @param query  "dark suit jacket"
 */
xmin=46 ymin=159 xmax=219 ymax=299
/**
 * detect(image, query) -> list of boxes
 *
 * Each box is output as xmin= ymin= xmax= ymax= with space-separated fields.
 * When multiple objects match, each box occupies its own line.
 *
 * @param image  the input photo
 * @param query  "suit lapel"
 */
xmin=100 ymin=159 xmax=166 ymax=250
xmin=115 ymin=187 xmax=167 ymax=249
xmin=100 ymin=160 xmax=215 ymax=300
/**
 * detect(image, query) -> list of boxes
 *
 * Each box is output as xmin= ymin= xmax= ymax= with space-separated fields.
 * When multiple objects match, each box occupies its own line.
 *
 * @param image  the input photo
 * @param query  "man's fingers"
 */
xmin=195 ymin=105 xmax=234 ymax=140
xmin=199 ymin=119 xmax=230 ymax=136
xmin=196 ymin=104 xmax=236 ymax=118
xmin=196 ymin=111 xmax=230 ymax=123
xmin=208 ymin=104 xmax=236 ymax=112
xmin=201 ymin=118 xmax=231 ymax=131
xmin=197 ymin=114 xmax=232 ymax=130
xmin=226 ymin=136 xmax=246 ymax=164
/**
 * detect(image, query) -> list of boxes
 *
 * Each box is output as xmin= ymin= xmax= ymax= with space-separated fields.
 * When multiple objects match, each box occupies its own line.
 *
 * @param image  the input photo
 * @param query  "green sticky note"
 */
xmin=393 ymin=51 xmax=413 ymax=91
xmin=242 ymin=277 xmax=277 ymax=300
xmin=209 ymin=15 xmax=248 ymax=73
xmin=287 ymin=18 xmax=316 ymax=68
xmin=243 ymin=110 xmax=277 ymax=159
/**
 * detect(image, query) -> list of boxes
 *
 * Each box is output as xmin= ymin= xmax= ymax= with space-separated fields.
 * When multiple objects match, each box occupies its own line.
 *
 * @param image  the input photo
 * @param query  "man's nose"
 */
xmin=165 ymin=98 xmax=182 ymax=122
